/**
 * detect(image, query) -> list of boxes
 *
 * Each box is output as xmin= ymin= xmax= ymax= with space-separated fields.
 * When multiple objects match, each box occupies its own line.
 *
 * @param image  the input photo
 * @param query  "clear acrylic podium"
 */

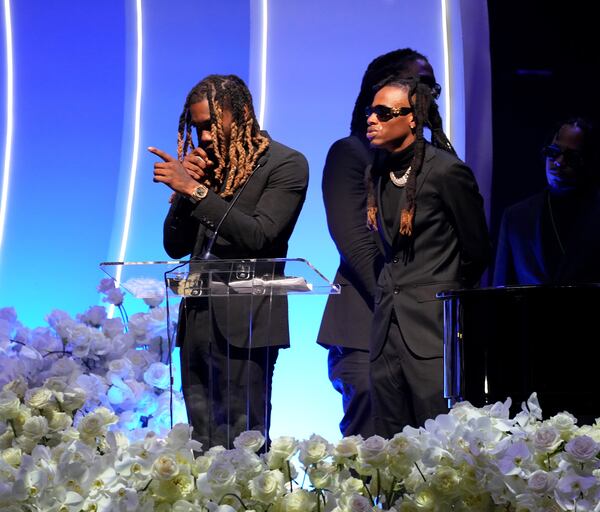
xmin=100 ymin=258 xmax=339 ymax=449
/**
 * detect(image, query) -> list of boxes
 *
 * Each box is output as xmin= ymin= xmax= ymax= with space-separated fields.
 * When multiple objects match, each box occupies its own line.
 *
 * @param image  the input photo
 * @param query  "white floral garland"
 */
xmin=1 ymin=280 xmax=599 ymax=511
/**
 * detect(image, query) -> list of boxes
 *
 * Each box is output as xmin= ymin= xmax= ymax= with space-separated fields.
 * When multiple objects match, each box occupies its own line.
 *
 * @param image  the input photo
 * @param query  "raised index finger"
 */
xmin=148 ymin=146 xmax=176 ymax=162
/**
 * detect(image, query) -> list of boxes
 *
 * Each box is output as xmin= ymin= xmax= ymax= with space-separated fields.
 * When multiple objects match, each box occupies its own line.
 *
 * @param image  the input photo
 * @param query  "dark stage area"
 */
xmin=488 ymin=0 xmax=599 ymax=271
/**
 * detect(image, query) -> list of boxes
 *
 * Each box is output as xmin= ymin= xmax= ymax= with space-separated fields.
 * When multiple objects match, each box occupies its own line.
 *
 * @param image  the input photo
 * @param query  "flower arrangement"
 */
xmin=1 ymin=281 xmax=599 ymax=511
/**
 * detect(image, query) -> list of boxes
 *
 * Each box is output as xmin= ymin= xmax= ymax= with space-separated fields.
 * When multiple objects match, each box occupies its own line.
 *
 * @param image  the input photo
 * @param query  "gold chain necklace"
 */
xmin=389 ymin=166 xmax=412 ymax=188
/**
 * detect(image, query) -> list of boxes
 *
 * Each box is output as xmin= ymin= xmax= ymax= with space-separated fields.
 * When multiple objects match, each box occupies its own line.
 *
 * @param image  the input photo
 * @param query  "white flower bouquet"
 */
xmin=1 ymin=282 xmax=599 ymax=510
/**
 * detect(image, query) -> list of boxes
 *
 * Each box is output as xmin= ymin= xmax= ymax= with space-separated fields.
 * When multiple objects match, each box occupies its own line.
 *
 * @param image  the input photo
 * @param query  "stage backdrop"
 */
xmin=0 ymin=0 xmax=491 ymax=442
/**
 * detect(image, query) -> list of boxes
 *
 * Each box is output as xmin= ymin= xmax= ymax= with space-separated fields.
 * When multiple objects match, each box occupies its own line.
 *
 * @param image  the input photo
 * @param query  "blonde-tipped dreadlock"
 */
xmin=177 ymin=74 xmax=270 ymax=198
xmin=366 ymin=76 xmax=456 ymax=236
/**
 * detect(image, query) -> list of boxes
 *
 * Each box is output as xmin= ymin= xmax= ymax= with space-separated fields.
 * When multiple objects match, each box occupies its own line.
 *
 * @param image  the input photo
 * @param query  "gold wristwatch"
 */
xmin=189 ymin=184 xmax=208 ymax=203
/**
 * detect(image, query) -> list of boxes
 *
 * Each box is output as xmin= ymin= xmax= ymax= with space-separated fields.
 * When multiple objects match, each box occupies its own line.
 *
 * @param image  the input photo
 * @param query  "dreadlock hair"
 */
xmin=350 ymin=48 xmax=438 ymax=138
xmin=366 ymin=76 xmax=457 ymax=237
xmin=176 ymin=74 xmax=270 ymax=197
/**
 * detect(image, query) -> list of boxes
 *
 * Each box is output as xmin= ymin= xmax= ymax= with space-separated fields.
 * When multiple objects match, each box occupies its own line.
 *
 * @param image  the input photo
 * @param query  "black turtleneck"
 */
xmin=381 ymin=143 xmax=415 ymax=234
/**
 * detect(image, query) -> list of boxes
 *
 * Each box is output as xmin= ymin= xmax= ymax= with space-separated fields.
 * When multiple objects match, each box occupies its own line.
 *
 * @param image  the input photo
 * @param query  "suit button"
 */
xmin=393 ymin=257 xmax=399 ymax=264
xmin=393 ymin=287 xmax=400 ymax=295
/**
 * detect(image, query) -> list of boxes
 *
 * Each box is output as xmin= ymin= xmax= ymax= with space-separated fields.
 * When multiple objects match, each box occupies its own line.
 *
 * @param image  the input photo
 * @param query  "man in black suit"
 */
xmin=317 ymin=49 xmax=441 ymax=438
xmin=494 ymin=118 xmax=600 ymax=285
xmin=366 ymin=76 xmax=490 ymax=437
xmin=151 ymin=75 xmax=308 ymax=448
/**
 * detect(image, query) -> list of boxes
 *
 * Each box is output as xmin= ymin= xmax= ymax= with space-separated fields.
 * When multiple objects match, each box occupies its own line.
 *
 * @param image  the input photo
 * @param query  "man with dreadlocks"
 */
xmin=317 ymin=49 xmax=444 ymax=439
xmin=365 ymin=76 xmax=490 ymax=437
xmin=150 ymin=74 xmax=308 ymax=448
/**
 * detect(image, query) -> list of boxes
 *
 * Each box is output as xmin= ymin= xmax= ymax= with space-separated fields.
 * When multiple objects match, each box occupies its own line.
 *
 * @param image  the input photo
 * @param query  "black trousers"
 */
xmin=180 ymin=304 xmax=278 ymax=450
xmin=370 ymin=313 xmax=448 ymax=438
xmin=328 ymin=346 xmax=374 ymax=438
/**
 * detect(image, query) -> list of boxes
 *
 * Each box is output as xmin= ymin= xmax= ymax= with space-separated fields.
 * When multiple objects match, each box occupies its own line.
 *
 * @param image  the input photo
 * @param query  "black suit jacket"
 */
xmin=493 ymin=188 xmax=600 ymax=285
xmin=163 ymin=137 xmax=309 ymax=348
xmin=317 ymin=135 xmax=383 ymax=350
xmin=372 ymin=144 xmax=490 ymax=360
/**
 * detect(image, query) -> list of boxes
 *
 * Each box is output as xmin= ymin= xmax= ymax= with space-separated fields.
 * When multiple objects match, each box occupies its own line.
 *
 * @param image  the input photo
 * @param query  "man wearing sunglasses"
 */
xmin=494 ymin=117 xmax=600 ymax=285
xmin=151 ymin=74 xmax=308 ymax=449
xmin=317 ymin=49 xmax=444 ymax=439
xmin=365 ymin=77 xmax=490 ymax=438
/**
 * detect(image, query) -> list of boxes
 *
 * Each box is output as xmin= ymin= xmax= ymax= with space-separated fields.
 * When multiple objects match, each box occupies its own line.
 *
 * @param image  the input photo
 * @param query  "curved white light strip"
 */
xmin=441 ymin=0 xmax=452 ymax=142
xmin=108 ymin=0 xmax=142 ymax=318
xmin=0 ymin=0 xmax=14 ymax=253
xmin=258 ymin=0 xmax=268 ymax=127
xmin=115 ymin=0 xmax=143 ymax=285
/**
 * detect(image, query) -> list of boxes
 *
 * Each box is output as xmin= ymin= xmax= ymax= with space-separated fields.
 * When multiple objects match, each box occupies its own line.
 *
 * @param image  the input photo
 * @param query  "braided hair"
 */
xmin=350 ymin=48 xmax=432 ymax=138
xmin=177 ymin=74 xmax=270 ymax=197
xmin=366 ymin=76 xmax=456 ymax=236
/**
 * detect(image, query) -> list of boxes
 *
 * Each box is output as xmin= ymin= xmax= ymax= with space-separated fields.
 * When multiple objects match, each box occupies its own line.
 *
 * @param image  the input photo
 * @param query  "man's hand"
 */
xmin=149 ymin=146 xmax=201 ymax=197
xmin=182 ymin=147 xmax=214 ymax=180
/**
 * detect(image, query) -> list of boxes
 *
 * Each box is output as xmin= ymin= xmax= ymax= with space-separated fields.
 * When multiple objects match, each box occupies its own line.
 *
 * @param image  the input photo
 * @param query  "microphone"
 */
xmin=200 ymin=153 xmax=270 ymax=260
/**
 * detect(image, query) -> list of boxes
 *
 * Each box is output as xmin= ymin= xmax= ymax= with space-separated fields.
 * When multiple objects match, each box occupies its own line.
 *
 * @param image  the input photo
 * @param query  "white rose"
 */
xmin=3 ymin=377 xmax=28 ymax=398
xmin=532 ymin=425 xmax=562 ymax=452
xmin=234 ymin=430 xmax=265 ymax=453
xmin=0 ymin=390 xmax=21 ymax=420
xmin=341 ymin=477 xmax=365 ymax=494
xmin=143 ymin=362 xmax=171 ymax=390
xmin=207 ymin=459 xmax=237 ymax=490
xmin=44 ymin=377 xmax=68 ymax=392
xmin=340 ymin=494 xmax=373 ymax=512
xmin=25 ymin=387 xmax=55 ymax=410
xmin=77 ymin=407 xmax=118 ymax=441
xmin=299 ymin=434 xmax=332 ymax=465
xmin=528 ymin=469 xmax=557 ymax=493
xmin=79 ymin=305 xmax=107 ymax=327
xmin=549 ymin=412 xmax=578 ymax=435
xmin=103 ymin=288 xmax=125 ymax=306
xmin=194 ymin=455 xmax=213 ymax=475
xmin=111 ymin=332 xmax=136 ymax=356
xmin=60 ymin=387 xmax=87 ymax=412
xmin=357 ymin=435 xmax=388 ymax=467
xmin=334 ymin=435 xmax=362 ymax=460
xmin=248 ymin=469 xmax=285 ymax=503
xmin=128 ymin=313 xmax=149 ymax=337
xmin=102 ymin=317 xmax=124 ymax=339
xmin=270 ymin=436 xmax=298 ymax=459
xmin=47 ymin=411 xmax=72 ymax=431
xmin=565 ymin=435 xmax=600 ymax=462
xmin=74 ymin=374 xmax=108 ymax=402
xmin=0 ymin=429 xmax=15 ymax=449
xmin=308 ymin=464 xmax=334 ymax=489
xmin=90 ymin=330 xmax=112 ymax=356
xmin=279 ymin=489 xmax=316 ymax=512
xmin=97 ymin=278 xmax=115 ymax=292
xmin=22 ymin=415 xmax=49 ymax=439
xmin=107 ymin=358 xmax=134 ymax=379
xmin=152 ymin=454 xmax=180 ymax=480
xmin=1 ymin=446 xmax=22 ymax=467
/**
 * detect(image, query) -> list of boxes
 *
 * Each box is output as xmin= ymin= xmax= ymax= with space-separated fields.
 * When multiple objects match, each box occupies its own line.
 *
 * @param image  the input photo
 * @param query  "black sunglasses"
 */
xmin=365 ymin=105 xmax=413 ymax=122
xmin=542 ymin=143 xmax=583 ymax=164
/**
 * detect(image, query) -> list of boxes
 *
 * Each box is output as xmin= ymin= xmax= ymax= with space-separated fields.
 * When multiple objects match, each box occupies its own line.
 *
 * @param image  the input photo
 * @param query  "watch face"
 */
xmin=193 ymin=185 xmax=208 ymax=201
